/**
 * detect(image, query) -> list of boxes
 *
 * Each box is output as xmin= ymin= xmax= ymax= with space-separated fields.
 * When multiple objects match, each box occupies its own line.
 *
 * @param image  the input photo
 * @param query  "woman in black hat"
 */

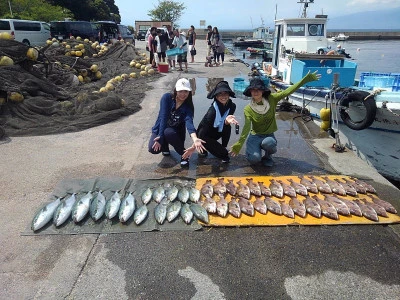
xmin=183 ymin=81 xmax=238 ymax=163
xmin=230 ymin=71 xmax=320 ymax=167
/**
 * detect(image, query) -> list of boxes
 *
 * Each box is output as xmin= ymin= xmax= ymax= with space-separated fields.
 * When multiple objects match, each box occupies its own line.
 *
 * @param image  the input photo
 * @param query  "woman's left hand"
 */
xmin=193 ymin=138 xmax=206 ymax=153
xmin=225 ymin=115 xmax=239 ymax=125
xmin=182 ymin=145 xmax=196 ymax=159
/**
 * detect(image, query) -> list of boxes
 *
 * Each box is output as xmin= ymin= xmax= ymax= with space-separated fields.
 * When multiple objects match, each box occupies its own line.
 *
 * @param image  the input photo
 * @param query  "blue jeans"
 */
xmin=246 ymin=133 xmax=277 ymax=164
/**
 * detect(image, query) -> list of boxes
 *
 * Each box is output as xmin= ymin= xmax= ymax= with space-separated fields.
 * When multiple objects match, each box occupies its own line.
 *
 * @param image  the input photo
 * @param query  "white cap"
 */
xmin=337 ymin=44 xmax=342 ymax=48
xmin=175 ymin=78 xmax=192 ymax=91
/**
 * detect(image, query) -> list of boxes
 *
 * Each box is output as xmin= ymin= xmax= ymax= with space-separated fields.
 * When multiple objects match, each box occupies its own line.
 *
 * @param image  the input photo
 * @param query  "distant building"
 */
xmin=135 ymin=21 xmax=172 ymax=37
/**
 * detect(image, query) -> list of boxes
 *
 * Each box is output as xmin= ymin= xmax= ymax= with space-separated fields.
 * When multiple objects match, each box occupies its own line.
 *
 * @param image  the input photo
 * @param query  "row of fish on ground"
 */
xmin=196 ymin=176 xmax=398 ymax=222
xmin=31 ymin=182 xmax=207 ymax=232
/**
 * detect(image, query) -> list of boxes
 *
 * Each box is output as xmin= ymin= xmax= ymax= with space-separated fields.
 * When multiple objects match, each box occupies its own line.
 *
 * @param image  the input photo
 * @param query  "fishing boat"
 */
xmin=330 ymin=33 xmax=349 ymax=42
xmin=233 ymin=24 xmax=273 ymax=48
xmin=259 ymin=0 xmax=400 ymax=181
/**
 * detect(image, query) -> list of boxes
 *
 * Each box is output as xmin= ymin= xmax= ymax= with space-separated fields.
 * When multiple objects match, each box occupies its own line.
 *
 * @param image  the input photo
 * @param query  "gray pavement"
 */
xmin=1 ymin=40 xmax=400 ymax=300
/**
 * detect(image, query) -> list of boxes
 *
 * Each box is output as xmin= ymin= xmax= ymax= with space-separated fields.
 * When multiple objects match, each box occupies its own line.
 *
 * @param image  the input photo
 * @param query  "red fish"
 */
xmin=287 ymin=179 xmax=308 ymax=196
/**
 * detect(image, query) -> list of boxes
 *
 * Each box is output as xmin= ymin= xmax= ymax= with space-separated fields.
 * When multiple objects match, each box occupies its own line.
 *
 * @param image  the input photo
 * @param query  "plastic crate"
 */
xmin=233 ymin=78 xmax=249 ymax=92
xmin=166 ymin=48 xmax=185 ymax=56
xmin=358 ymin=72 xmax=400 ymax=91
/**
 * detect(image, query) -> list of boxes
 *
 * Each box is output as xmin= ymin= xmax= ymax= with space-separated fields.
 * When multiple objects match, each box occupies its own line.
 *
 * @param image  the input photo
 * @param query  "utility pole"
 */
xmin=8 ymin=1 xmax=13 ymax=17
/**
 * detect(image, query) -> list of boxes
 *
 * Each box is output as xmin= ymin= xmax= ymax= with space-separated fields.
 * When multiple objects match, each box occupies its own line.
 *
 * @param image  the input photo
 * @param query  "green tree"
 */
xmin=148 ymin=0 xmax=185 ymax=26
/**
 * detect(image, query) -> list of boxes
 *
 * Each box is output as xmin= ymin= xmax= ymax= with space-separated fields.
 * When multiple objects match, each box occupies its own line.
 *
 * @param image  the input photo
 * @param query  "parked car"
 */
xmin=50 ymin=21 xmax=96 ymax=41
xmin=92 ymin=21 xmax=120 ymax=43
xmin=0 ymin=19 xmax=50 ymax=46
xmin=118 ymin=24 xmax=134 ymax=44
xmin=136 ymin=29 xmax=147 ymax=41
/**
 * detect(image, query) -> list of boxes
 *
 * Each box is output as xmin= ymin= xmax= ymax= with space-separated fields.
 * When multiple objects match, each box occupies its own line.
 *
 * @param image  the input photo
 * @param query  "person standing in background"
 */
xmin=206 ymin=25 xmax=213 ymax=56
xmin=172 ymin=29 xmax=188 ymax=72
xmin=166 ymin=25 xmax=176 ymax=70
xmin=215 ymin=37 xmax=225 ymax=65
xmin=211 ymin=27 xmax=221 ymax=65
xmin=188 ymin=25 xmax=196 ymax=63
xmin=148 ymin=27 xmax=157 ymax=68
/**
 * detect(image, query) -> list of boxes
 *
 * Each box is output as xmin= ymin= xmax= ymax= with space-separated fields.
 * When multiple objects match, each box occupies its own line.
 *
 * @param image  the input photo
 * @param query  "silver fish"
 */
xmin=189 ymin=186 xmax=201 ymax=203
xmin=238 ymin=197 xmax=255 ymax=216
xmin=341 ymin=177 xmax=367 ymax=194
xmin=303 ymin=196 xmax=321 ymax=218
xmin=253 ymin=197 xmax=267 ymax=214
xmin=264 ymin=197 xmax=283 ymax=215
xmin=236 ymin=180 xmax=250 ymax=199
xmin=72 ymin=191 xmax=93 ymax=223
xmin=134 ymin=205 xmax=149 ymax=225
xmin=323 ymin=195 xmax=351 ymax=216
xmin=246 ymin=178 xmax=261 ymax=196
xmin=336 ymin=196 xmax=363 ymax=217
xmin=178 ymin=186 xmax=190 ymax=203
xmin=90 ymin=190 xmax=106 ymax=221
xmin=289 ymin=197 xmax=306 ymax=218
xmin=298 ymin=176 xmax=319 ymax=194
xmin=167 ymin=185 xmax=179 ymax=202
xmin=350 ymin=177 xmax=376 ymax=193
xmin=141 ymin=187 xmax=153 ymax=204
xmin=322 ymin=176 xmax=347 ymax=196
xmin=105 ymin=191 xmax=121 ymax=219
xmin=312 ymin=195 xmax=339 ymax=220
xmin=154 ymin=198 xmax=168 ymax=224
xmin=216 ymin=195 xmax=229 ymax=217
xmin=190 ymin=203 xmax=209 ymax=223
xmin=213 ymin=178 xmax=227 ymax=196
xmin=334 ymin=179 xmax=357 ymax=196
xmin=201 ymin=180 xmax=214 ymax=198
xmin=287 ymin=179 xmax=308 ymax=196
xmin=226 ymin=179 xmax=237 ymax=196
xmin=258 ymin=181 xmax=272 ymax=196
xmin=53 ymin=193 xmax=77 ymax=227
xmin=277 ymin=180 xmax=297 ymax=198
xmin=279 ymin=200 xmax=295 ymax=219
xmin=180 ymin=203 xmax=193 ymax=224
xmin=368 ymin=195 xmax=397 ymax=214
xmin=361 ymin=199 xmax=388 ymax=217
xmin=309 ymin=176 xmax=332 ymax=194
xmin=119 ymin=192 xmax=136 ymax=223
xmin=32 ymin=197 xmax=62 ymax=231
xmin=354 ymin=199 xmax=378 ymax=222
xmin=167 ymin=201 xmax=182 ymax=222
xmin=153 ymin=185 xmax=165 ymax=203
xmin=269 ymin=179 xmax=284 ymax=198
xmin=202 ymin=196 xmax=217 ymax=214
xmin=228 ymin=198 xmax=241 ymax=218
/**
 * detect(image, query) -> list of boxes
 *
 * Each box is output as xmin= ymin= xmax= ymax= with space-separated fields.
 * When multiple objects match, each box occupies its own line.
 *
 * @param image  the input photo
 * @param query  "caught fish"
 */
xmin=258 ymin=181 xmax=272 ymax=196
xmin=361 ymin=199 xmax=388 ymax=217
xmin=90 ymin=190 xmax=106 ymax=221
xmin=303 ymin=196 xmax=321 ymax=218
xmin=32 ymin=197 xmax=62 ymax=231
xmin=141 ymin=187 xmax=153 ymax=204
xmin=133 ymin=205 xmax=149 ymax=225
xmin=269 ymin=179 xmax=284 ymax=198
xmin=72 ymin=191 xmax=93 ymax=223
xmin=154 ymin=198 xmax=168 ymax=224
xmin=202 ymin=196 xmax=217 ymax=214
xmin=350 ymin=177 xmax=376 ymax=193
xmin=321 ymin=176 xmax=346 ymax=196
xmin=180 ymin=203 xmax=193 ymax=224
xmin=201 ymin=180 xmax=214 ymax=198
xmin=287 ymin=179 xmax=308 ymax=196
xmin=216 ymin=195 xmax=229 ymax=217
xmin=178 ymin=186 xmax=190 ymax=203
xmin=279 ymin=200 xmax=295 ymax=219
xmin=298 ymin=176 xmax=319 ymax=194
xmin=264 ymin=197 xmax=282 ymax=215
xmin=189 ymin=186 xmax=201 ymax=203
xmin=119 ymin=192 xmax=136 ymax=223
xmin=226 ymin=179 xmax=237 ymax=196
xmin=354 ymin=199 xmax=378 ymax=222
xmin=336 ymin=196 xmax=363 ymax=217
xmin=238 ymin=197 xmax=255 ymax=216
xmin=152 ymin=185 xmax=165 ymax=203
xmin=213 ymin=178 xmax=227 ymax=196
xmin=236 ymin=180 xmax=251 ymax=199
xmin=253 ymin=197 xmax=267 ymax=214
xmin=53 ymin=193 xmax=77 ymax=227
xmin=323 ymin=195 xmax=351 ymax=216
xmin=309 ymin=176 xmax=332 ymax=194
xmin=289 ymin=197 xmax=306 ymax=218
xmin=334 ymin=179 xmax=357 ymax=197
xmin=341 ymin=177 xmax=367 ymax=194
xmin=368 ymin=195 xmax=397 ymax=214
xmin=105 ymin=191 xmax=122 ymax=219
xmin=190 ymin=203 xmax=209 ymax=223
xmin=166 ymin=185 xmax=179 ymax=202
xmin=246 ymin=178 xmax=261 ymax=196
xmin=312 ymin=195 xmax=339 ymax=220
xmin=228 ymin=198 xmax=241 ymax=218
xmin=167 ymin=201 xmax=182 ymax=222
xmin=277 ymin=180 xmax=296 ymax=197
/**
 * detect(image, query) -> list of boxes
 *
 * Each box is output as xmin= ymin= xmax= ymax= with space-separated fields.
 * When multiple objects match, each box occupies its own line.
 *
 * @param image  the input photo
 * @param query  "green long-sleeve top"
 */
xmin=231 ymin=73 xmax=318 ymax=154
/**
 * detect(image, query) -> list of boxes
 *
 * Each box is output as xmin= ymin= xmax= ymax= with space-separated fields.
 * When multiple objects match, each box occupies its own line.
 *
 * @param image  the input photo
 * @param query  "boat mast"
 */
xmin=297 ymin=0 xmax=314 ymax=18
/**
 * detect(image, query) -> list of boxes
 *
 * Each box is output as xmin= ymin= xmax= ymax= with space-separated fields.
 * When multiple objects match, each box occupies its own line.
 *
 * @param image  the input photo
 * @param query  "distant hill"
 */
xmin=328 ymin=7 xmax=400 ymax=30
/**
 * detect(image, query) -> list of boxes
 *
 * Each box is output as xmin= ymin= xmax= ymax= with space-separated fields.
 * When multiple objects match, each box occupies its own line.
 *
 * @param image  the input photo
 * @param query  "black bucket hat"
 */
xmin=243 ymin=77 xmax=271 ymax=97
xmin=207 ymin=80 xmax=236 ymax=99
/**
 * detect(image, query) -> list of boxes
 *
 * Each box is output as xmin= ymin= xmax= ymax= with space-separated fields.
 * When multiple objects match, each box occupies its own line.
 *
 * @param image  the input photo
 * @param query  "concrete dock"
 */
xmin=1 ymin=40 xmax=399 ymax=299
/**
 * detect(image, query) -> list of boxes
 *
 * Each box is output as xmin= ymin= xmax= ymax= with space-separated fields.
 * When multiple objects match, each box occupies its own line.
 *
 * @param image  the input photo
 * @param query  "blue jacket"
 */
xmin=151 ymin=93 xmax=196 ymax=144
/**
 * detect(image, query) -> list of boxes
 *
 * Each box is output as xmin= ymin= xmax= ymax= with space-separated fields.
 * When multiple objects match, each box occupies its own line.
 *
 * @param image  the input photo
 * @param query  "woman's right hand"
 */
xmin=152 ymin=136 xmax=161 ymax=152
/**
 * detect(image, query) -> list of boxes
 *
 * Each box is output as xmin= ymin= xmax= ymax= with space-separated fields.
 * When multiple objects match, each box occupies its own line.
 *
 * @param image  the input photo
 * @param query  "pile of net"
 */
xmin=0 ymin=38 xmax=161 ymax=137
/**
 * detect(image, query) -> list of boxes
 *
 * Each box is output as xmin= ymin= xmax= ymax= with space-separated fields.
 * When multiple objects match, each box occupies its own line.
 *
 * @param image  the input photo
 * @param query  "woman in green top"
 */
xmin=230 ymin=71 xmax=320 ymax=167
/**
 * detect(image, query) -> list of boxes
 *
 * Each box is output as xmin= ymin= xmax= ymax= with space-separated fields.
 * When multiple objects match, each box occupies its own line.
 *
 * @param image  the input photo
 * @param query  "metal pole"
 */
xmin=8 ymin=1 xmax=13 ymax=17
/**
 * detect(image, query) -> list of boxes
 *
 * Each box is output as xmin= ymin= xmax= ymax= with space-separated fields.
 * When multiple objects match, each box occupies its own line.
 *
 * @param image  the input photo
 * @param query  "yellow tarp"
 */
xmin=195 ymin=175 xmax=400 ymax=226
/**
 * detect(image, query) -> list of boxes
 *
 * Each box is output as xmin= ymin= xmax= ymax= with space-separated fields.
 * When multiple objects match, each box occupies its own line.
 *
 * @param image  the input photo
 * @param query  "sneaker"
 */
xmin=162 ymin=151 xmax=170 ymax=156
xmin=222 ymin=157 xmax=230 ymax=163
xmin=170 ymin=67 xmax=175 ymax=70
xmin=198 ymin=151 xmax=208 ymax=158
xmin=180 ymin=158 xmax=189 ymax=168
xmin=262 ymin=156 xmax=274 ymax=167
xmin=220 ymin=62 xmax=223 ymax=66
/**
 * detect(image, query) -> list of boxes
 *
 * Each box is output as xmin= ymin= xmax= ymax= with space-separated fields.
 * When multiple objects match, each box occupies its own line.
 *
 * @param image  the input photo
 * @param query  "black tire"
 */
xmin=317 ymin=48 xmax=325 ymax=54
xmin=339 ymin=90 xmax=377 ymax=130
xmin=22 ymin=39 xmax=30 ymax=46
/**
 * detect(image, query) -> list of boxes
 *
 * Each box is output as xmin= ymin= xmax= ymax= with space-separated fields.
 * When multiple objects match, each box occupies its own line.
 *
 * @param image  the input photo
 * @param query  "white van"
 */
xmin=0 ymin=19 xmax=50 ymax=46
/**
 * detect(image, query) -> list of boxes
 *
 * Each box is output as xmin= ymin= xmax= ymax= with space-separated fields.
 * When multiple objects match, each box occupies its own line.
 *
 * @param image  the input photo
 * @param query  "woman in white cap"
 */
xmin=149 ymin=78 xmax=205 ymax=167
xmin=230 ymin=71 xmax=320 ymax=167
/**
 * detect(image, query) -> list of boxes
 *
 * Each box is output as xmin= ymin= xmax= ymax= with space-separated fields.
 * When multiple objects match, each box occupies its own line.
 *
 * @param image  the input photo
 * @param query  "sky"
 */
xmin=115 ymin=0 xmax=400 ymax=30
